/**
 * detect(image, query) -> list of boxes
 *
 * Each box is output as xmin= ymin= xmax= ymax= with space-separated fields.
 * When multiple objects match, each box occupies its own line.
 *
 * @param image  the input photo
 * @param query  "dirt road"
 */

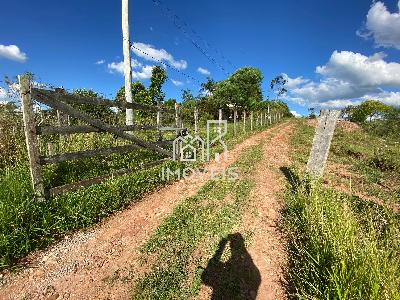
xmin=0 ymin=122 xmax=293 ymax=300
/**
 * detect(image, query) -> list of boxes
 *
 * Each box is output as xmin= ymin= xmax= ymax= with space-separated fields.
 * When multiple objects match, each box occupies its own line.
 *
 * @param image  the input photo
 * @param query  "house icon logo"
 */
xmin=173 ymin=134 xmax=205 ymax=162
xmin=173 ymin=120 xmax=228 ymax=163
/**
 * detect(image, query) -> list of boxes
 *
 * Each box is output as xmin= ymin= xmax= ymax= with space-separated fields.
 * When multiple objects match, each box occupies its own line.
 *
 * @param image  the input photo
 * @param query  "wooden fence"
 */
xmin=19 ymin=75 xmax=185 ymax=200
xmin=19 ymin=75 xmax=284 ymax=200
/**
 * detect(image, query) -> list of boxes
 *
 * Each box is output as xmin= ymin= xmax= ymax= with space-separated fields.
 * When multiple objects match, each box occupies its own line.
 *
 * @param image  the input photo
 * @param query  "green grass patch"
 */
xmin=284 ymin=120 xmax=400 ymax=299
xmin=0 ymin=160 xmax=184 ymax=270
xmin=284 ymin=179 xmax=400 ymax=299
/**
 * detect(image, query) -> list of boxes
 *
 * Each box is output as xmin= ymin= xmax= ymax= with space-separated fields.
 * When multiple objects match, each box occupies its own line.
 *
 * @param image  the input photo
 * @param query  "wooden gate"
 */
xmin=19 ymin=75 xmax=184 ymax=199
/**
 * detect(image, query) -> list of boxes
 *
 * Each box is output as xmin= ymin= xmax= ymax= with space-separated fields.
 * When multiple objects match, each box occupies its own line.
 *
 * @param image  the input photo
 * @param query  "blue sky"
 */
xmin=1 ymin=0 xmax=400 ymax=116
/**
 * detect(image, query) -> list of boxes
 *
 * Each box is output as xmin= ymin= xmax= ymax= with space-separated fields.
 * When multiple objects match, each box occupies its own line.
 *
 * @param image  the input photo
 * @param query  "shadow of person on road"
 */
xmin=201 ymin=233 xmax=261 ymax=300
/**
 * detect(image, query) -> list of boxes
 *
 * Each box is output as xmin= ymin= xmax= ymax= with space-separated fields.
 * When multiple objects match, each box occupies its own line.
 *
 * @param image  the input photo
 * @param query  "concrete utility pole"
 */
xmin=122 ymin=0 xmax=133 ymax=125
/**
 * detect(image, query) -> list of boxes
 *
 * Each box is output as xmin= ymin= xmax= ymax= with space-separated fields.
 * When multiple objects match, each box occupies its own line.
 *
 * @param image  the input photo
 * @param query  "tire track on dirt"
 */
xmin=245 ymin=124 xmax=294 ymax=300
xmin=0 ymin=122 xmax=288 ymax=300
xmin=196 ymin=123 xmax=294 ymax=300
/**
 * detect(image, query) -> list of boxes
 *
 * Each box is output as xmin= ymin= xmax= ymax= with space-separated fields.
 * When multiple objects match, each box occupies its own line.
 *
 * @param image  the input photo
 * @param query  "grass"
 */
xmin=0 ymin=160 xmax=184 ymax=270
xmin=131 ymin=139 xmax=266 ymax=299
xmin=283 ymin=119 xmax=400 ymax=299
xmin=0 ymin=118 xmax=279 ymax=271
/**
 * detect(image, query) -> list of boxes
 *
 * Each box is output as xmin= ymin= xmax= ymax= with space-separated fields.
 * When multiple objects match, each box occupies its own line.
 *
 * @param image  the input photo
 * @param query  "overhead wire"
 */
xmin=151 ymin=0 xmax=235 ymax=76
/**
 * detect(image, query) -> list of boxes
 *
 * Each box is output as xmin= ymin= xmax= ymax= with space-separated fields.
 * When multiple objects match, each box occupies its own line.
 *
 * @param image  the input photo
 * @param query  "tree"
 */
xmin=270 ymin=75 xmax=287 ymax=101
xmin=345 ymin=100 xmax=390 ymax=123
xmin=182 ymin=89 xmax=196 ymax=103
xmin=200 ymin=77 xmax=216 ymax=96
xmin=229 ymin=67 xmax=263 ymax=109
xmin=115 ymin=82 xmax=150 ymax=107
xmin=73 ymin=89 xmax=114 ymax=119
xmin=148 ymin=66 xmax=167 ymax=105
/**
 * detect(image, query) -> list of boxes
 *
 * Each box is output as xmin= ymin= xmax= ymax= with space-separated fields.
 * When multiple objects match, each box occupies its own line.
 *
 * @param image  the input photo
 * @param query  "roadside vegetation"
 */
xmin=284 ymin=103 xmax=400 ymax=299
xmin=0 ymin=67 xmax=291 ymax=270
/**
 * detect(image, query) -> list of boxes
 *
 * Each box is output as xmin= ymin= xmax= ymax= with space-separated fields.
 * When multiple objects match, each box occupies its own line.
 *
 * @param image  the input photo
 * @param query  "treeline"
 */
xmin=114 ymin=66 xmax=292 ymax=125
xmin=343 ymin=100 xmax=400 ymax=138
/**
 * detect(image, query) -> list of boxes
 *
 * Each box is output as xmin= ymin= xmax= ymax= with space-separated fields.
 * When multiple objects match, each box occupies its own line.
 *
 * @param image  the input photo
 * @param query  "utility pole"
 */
xmin=122 ymin=0 xmax=133 ymax=125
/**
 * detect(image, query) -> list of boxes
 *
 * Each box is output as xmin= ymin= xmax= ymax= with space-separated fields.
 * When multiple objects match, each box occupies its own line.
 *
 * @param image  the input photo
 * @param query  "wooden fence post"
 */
xmin=243 ymin=110 xmax=246 ymax=133
xmin=307 ymin=110 xmax=341 ymax=177
xmin=218 ymin=108 xmax=223 ymax=134
xmin=233 ymin=109 xmax=237 ymax=135
xmin=157 ymin=101 xmax=162 ymax=141
xmin=250 ymin=111 xmax=253 ymax=131
xmin=194 ymin=106 xmax=199 ymax=136
xmin=260 ymin=110 xmax=263 ymax=126
xmin=19 ymin=75 xmax=45 ymax=200
xmin=255 ymin=112 xmax=258 ymax=127
xmin=175 ymin=103 xmax=181 ymax=157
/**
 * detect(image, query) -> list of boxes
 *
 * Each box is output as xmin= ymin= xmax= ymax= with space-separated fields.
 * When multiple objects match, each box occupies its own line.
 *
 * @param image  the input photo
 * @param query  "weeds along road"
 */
xmin=0 ymin=121 xmax=294 ymax=300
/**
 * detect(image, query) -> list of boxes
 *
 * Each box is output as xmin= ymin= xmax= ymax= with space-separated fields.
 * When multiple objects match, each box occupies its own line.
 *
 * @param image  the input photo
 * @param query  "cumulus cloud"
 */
xmin=132 ymin=42 xmax=187 ymax=70
xmin=285 ymin=50 xmax=400 ymax=108
xmin=315 ymin=51 xmax=400 ymax=87
xmin=282 ymin=73 xmax=310 ymax=89
xmin=95 ymin=59 xmax=105 ymax=65
xmin=107 ymin=59 xmax=153 ymax=80
xmin=197 ymin=67 xmax=211 ymax=76
xmin=0 ymin=44 xmax=27 ymax=62
xmin=290 ymin=110 xmax=302 ymax=118
xmin=358 ymin=1 xmax=400 ymax=49
xmin=171 ymin=79 xmax=183 ymax=86
xmin=361 ymin=91 xmax=400 ymax=107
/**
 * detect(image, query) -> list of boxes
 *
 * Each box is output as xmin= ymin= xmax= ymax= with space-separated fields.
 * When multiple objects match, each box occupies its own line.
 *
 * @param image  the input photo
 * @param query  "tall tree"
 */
xmin=148 ymin=66 xmax=167 ymax=105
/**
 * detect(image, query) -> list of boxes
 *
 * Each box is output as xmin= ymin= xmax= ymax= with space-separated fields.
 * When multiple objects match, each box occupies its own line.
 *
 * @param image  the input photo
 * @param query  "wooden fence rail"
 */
xmin=20 ymin=75 xmax=184 ymax=199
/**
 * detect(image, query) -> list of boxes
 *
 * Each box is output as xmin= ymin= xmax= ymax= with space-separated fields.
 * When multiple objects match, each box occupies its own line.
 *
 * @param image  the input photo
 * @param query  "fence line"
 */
xmin=19 ymin=75 xmax=285 ymax=199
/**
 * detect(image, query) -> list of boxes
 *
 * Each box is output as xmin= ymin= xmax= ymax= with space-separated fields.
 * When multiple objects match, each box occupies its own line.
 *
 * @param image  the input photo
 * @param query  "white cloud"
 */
xmin=282 ymin=73 xmax=310 ymax=89
xmin=134 ymin=65 xmax=154 ymax=80
xmin=197 ymin=67 xmax=211 ymax=76
xmin=315 ymin=51 xmax=400 ymax=87
xmin=285 ymin=50 xmax=400 ymax=108
xmin=132 ymin=42 xmax=187 ymax=70
xmin=107 ymin=59 xmax=153 ymax=80
xmin=171 ymin=79 xmax=183 ymax=86
xmin=290 ymin=110 xmax=302 ymax=118
xmin=358 ymin=1 xmax=400 ymax=49
xmin=361 ymin=91 xmax=400 ymax=107
xmin=0 ymin=44 xmax=27 ymax=62
xmin=108 ymin=61 xmax=124 ymax=74
xmin=95 ymin=59 xmax=105 ymax=65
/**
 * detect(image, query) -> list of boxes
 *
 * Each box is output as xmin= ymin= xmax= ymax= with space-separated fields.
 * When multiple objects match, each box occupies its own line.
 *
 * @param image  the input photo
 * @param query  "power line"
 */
xmin=151 ymin=0 xmax=235 ymax=76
